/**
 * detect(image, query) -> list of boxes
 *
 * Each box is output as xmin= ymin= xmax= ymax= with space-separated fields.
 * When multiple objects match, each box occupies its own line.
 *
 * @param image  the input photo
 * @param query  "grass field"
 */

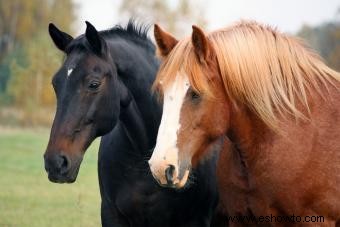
xmin=0 ymin=128 xmax=101 ymax=227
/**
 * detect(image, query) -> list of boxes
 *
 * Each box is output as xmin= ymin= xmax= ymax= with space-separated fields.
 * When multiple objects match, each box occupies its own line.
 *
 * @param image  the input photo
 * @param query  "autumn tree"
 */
xmin=0 ymin=0 xmax=76 ymax=125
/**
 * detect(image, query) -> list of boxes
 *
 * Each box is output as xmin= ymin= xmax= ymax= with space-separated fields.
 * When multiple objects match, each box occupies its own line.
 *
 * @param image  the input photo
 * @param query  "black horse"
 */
xmin=44 ymin=20 xmax=222 ymax=226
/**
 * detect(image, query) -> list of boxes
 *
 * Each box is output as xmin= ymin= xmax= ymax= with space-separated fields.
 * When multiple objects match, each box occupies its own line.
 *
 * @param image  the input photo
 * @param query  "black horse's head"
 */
xmin=44 ymin=22 xmax=121 ymax=183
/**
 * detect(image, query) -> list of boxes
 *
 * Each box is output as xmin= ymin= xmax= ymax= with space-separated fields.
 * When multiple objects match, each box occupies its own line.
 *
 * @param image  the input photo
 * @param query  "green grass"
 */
xmin=0 ymin=128 xmax=101 ymax=227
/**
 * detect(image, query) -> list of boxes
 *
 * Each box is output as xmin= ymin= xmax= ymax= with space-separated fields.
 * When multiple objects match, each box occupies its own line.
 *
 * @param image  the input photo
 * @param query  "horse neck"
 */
xmin=118 ymin=87 xmax=149 ymax=152
xmin=228 ymin=104 xmax=272 ymax=162
xmin=109 ymin=38 xmax=161 ymax=152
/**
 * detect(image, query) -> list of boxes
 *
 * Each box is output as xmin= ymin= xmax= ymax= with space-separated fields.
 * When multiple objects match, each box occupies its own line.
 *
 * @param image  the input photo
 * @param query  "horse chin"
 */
xmin=48 ymin=174 xmax=76 ymax=183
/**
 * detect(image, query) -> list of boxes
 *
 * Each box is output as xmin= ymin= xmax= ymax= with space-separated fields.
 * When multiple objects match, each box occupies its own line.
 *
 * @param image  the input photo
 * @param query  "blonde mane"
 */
xmin=154 ymin=21 xmax=340 ymax=129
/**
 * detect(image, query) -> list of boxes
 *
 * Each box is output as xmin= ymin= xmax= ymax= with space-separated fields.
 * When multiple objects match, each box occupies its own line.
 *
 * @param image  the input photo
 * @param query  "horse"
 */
xmin=148 ymin=21 xmax=340 ymax=226
xmin=43 ymin=20 xmax=223 ymax=226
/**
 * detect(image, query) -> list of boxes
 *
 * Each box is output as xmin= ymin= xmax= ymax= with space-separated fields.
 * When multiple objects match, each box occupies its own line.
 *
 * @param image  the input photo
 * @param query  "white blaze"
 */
xmin=149 ymin=73 xmax=189 ymax=184
xmin=67 ymin=68 xmax=73 ymax=77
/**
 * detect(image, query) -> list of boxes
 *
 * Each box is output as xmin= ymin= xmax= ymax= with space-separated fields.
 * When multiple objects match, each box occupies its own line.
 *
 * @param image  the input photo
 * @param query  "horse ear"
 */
xmin=154 ymin=24 xmax=178 ymax=57
xmin=191 ymin=25 xmax=210 ymax=63
xmin=48 ymin=23 xmax=73 ymax=52
xmin=85 ymin=21 xmax=105 ymax=56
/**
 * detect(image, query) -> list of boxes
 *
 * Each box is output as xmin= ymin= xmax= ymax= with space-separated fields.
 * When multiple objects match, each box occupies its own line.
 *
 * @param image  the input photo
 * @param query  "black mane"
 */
xmin=102 ymin=20 xmax=151 ymax=44
xmin=66 ymin=20 xmax=154 ymax=54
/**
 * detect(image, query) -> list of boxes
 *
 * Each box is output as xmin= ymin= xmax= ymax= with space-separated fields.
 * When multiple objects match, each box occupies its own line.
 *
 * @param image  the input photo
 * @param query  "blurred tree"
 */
xmin=0 ymin=0 xmax=75 ymax=89
xmin=298 ymin=22 xmax=340 ymax=71
xmin=49 ymin=0 xmax=76 ymax=33
xmin=7 ymin=32 xmax=62 ymax=125
xmin=1 ymin=0 xmax=46 ymax=61
xmin=0 ymin=0 xmax=75 ymax=125
xmin=8 ymin=33 xmax=61 ymax=107
xmin=119 ymin=0 xmax=207 ymax=36
xmin=0 ymin=46 xmax=26 ymax=102
xmin=0 ymin=0 xmax=74 ymax=61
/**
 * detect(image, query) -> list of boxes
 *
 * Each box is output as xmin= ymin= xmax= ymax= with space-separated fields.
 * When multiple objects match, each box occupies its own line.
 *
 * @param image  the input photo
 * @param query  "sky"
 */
xmin=72 ymin=0 xmax=340 ymax=35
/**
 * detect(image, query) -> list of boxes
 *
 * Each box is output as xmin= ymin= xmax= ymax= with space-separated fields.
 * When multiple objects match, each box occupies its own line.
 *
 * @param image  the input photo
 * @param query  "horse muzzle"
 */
xmin=44 ymin=152 xmax=83 ymax=183
xmin=148 ymin=159 xmax=191 ymax=189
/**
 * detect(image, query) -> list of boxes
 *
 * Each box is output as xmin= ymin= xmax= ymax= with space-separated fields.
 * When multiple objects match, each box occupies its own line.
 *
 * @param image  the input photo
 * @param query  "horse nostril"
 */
xmin=59 ymin=154 xmax=70 ymax=174
xmin=165 ymin=165 xmax=176 ymax=185
xmin=85 ymin=118 xmax=93 ymax=125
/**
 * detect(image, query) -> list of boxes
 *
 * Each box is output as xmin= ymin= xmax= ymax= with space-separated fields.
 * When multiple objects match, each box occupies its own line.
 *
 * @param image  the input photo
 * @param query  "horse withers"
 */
xmin=149 ymin=21 xmax=340 ymax=226
xmin=44 ymin=21 xmax=223 ymax=226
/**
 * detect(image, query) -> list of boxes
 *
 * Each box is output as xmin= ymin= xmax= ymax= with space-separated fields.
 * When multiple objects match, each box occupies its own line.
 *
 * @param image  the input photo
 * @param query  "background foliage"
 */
xmin=0 ymin=0 xmax=75 ymax=126
xmin=0 ymin=0 xmax=339 ymax=126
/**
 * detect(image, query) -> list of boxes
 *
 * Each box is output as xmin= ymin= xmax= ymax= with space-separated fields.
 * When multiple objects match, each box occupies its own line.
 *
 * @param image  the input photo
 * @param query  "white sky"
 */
xmin=72 ymin=0 xmax=340 ymax=35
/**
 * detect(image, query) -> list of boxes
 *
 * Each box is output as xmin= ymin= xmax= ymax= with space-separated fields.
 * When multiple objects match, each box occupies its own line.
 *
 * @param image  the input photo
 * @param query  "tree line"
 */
xmin=0 ymin=0 xmax=339 ymax=126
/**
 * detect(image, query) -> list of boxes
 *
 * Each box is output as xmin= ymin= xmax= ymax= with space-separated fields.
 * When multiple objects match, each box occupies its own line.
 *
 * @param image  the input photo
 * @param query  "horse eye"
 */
xmin=88 ymin=81 xmax=100 ymax=90
xmin=190 ymin=90 xmax=201 ymax=101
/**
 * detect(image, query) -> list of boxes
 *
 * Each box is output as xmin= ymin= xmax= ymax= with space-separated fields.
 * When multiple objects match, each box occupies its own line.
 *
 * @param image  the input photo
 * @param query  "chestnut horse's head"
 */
xmin=44 ymin=22 xmax=120 ymax=183
xmin=148 ymin=25 xmax=230 ymax=188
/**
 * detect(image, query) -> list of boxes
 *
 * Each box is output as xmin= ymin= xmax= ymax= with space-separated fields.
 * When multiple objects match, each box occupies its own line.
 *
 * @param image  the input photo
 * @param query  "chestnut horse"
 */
xmin=148 ymin=21 xmax=340 ymax=226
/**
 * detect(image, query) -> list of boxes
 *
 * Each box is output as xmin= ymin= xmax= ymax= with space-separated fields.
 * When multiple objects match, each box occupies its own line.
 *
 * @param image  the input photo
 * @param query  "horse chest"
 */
xmin=114 ymin=179 xmax=175 ymax=226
